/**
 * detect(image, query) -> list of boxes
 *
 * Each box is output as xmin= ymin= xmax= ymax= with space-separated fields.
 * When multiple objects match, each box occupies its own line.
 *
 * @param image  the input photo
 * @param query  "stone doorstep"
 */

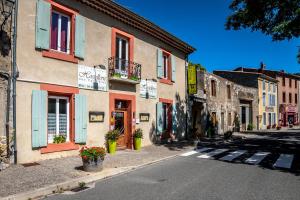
xmin=1 ymin=152 xmax=185 ymax=200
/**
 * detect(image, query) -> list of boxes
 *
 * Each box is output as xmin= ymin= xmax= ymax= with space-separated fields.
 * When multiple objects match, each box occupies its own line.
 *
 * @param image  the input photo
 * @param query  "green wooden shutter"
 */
xmin=35 ymin=0 xmax=51 ymax=50
xmin=171 ymin=55 xmax=176 ymax=82
xmin=156 ymin=102 xmax=163 ymax=135
xmin=75 ymin=94 xmax=87 ymax=143
xmin=172 ymin=103 xmax=177 ymax=134
xmin=157 ymin=49 xmax=163 ymax=78
xmin=32 ymin=90 xmax=47 ymax=148
xmin=75 ymin=14 xmax=85 ymax=59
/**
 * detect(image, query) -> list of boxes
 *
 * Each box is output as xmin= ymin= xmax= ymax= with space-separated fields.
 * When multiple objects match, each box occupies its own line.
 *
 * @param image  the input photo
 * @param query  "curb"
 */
xmin=1 ymin=153 xmax=182 ymax=200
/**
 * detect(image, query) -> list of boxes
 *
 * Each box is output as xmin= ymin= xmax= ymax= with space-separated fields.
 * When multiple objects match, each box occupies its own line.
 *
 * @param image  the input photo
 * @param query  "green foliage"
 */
xmin=53 ymin=135 xmax=66 ymax=144
xmin=113 ymin=73 xmax=121 ymax=78
xmin=133 ymin=128 xmax=143 ymax=138
xmin=80 ymin=146 xmax=106 ymax=161
xmin=247 ymin=123 xmax=254 ymax=131
xmin=226 ymin=0 xmax=300 ymax=63
xmin=105 ymin=130 xmax=120 ymax=141
xmin=78 ymin=182 xmax=86 ymax=188
xmin=129 ymin=75 xmax=139 ymax=81
xmin=188 ymin=62 xmax=206 ymax=71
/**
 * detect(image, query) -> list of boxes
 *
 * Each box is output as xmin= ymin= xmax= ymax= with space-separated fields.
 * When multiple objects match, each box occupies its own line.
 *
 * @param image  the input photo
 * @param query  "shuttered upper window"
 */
xmin=51 ymin=11 xmax=71 ymax=54
xmin=36 ymin=0 xmax=85 ymax=63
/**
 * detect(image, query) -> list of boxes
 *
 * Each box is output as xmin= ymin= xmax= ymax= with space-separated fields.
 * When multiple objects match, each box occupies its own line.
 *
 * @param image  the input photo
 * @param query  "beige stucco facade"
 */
xmin=257 ymin=78 xmax=278 ymax=129
xmin=15 ymin=0 xmax=189 ymax=163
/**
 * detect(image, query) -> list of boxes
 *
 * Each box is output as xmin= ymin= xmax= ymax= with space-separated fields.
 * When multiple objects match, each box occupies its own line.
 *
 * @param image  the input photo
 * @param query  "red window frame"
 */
xmin=40 ymin=83 xmax=79 ymax=154
xmin=159 ymin=49 xmax=173 ymax=85
xmin=111 ymin=28 xmax=134 ymax=62
xmin=42 ymin=0 xmax=78 ymax=63
xmin=159 ymin=98 xmax=173 ymax=137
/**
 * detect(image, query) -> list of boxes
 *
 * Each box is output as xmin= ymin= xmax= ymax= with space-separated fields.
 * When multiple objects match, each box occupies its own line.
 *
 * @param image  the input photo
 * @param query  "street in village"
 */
xmin=44 ymin=130 xmax=300 ymax=200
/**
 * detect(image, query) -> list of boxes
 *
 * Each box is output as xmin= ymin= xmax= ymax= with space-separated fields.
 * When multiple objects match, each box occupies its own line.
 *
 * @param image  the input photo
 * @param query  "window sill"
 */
xmin=41 ymin=142 xmax=79 ymax=154
xmin=42 ymin=50 xmax=78 ymax=63
xmin=159 ymin=79 xmax=173 ymax=85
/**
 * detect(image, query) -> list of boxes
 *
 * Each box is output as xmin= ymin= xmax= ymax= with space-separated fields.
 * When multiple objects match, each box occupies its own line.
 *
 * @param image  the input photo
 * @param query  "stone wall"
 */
xmin=0 ymin=1 xmax=13 ymax=167
xmin=191 ymin=71 xmax=258 ymax=137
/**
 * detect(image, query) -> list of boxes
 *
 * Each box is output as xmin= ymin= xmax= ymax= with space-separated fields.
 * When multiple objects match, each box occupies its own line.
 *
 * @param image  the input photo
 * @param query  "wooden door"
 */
xmin=114 ymin=110 xmax=128 ymax=148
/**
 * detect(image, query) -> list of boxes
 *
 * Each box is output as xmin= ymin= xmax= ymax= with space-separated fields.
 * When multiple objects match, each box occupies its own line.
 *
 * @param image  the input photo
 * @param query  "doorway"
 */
xmin=109 ymin=93 xmax=136 ymax=149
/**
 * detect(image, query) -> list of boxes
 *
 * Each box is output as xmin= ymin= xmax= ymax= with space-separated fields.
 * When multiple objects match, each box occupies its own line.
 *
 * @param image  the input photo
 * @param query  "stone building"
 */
xmin=234 ymin=65 xmax=300 ymax=127
xmin=0 ymin=0 xmax=14 ymax=166
xmin=214 ymin=70 xmax=278 ymax=130
xmin=190 ymin=70 xmax=258 ymax=138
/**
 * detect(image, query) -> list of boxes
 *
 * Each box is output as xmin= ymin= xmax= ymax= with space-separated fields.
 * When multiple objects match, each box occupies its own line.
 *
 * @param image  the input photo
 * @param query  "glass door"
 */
xmin=115 ymin=35 xmax=129 ymax=78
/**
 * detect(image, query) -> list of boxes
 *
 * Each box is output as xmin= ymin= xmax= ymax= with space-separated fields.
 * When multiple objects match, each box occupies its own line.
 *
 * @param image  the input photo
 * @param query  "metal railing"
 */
xmin=108 ymin=57 xmax=141 ymax=82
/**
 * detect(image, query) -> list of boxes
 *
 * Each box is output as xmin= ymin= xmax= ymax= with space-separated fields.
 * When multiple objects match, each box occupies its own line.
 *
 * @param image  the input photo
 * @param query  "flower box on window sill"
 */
xmin=42 ymin=50 xmax=78 ymax=63
xmin=41 ymin=142 xmax=79 ymax=154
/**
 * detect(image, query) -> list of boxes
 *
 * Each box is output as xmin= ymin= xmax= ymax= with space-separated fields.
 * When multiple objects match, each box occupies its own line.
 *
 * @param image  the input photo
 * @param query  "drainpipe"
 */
xmin=185 ymin=54 xmax=189 ymax=140
xmin=12 ymin=0 xmax=18 ymax=164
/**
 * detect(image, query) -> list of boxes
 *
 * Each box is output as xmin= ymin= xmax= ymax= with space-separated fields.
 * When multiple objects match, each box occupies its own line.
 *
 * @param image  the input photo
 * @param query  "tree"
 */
xmin=226 ymin=0 xmax=300 ymax=62
xmin=188 ymin=62 xmax=206 ymax=71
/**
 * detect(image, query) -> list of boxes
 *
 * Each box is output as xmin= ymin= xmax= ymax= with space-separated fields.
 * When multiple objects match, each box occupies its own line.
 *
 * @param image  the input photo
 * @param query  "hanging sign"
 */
xmin=78 ymin=65 xmax=107 ymax=91
xmin=140 ymin=79 xmax=157 ymax=99
xmin=188 ymin=65 xmax=197 ymax=94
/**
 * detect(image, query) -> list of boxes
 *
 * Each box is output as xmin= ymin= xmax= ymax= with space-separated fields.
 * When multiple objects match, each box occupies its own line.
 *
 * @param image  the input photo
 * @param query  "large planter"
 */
xmin=108 ymin=140 xmax=117 ymax=154
xmin=134 ymin=137 xmax=142 ymax=150
xmin=82 ymin=156 xmax=103 ymax=172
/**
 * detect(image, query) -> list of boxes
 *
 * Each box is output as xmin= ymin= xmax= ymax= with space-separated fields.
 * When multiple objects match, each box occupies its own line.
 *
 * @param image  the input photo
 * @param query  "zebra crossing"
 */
xmin=180 ymin=147 xmax=295 ymax=170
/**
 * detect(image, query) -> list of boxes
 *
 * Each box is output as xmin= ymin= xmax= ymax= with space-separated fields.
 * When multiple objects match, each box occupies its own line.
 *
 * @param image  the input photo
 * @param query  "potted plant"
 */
xmin=272 ymin=124 xmax=277 ymax=129
xmin=105 ymin=130 xmax=119 ymax=154
xmin=247 ymin=123 xmax=254 ymax=131
xmin=133 ymin=128 xmax=143 ymax=150
xmin=276 ymin=125 xmax=281 ymax=130
xmin=53 ymin=135 xmax=66 ymax=144
xmin=267 ymin=125 xmax=271 ymax=129
xmin=80 ymin=146 xmax=106 ymax=172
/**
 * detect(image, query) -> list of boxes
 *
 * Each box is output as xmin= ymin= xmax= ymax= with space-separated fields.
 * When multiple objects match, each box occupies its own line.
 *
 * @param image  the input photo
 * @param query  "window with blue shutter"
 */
xmin=157 ymin=49 xmax=163 ymax=78
xmin=32 ymin=90 xmax=48 ymax=148
xmin=156 ymin=102 xmax=163 ymax=135
xmin=171 ymin=55 xmax=176 ymax=82
xmin=172 ymin=103 xmax=177 ymax=134
xmin=35 ymin=0 xmax=51 ymax=50
xmin=75 ymin=94 xmax=87 ymax=144
xmin=75 ymin=14 xmax=85 ymax=59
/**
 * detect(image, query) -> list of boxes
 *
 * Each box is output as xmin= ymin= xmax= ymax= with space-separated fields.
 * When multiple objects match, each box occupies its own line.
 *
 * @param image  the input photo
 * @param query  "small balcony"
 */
xmin=108 ymin=57 xmax=142 ymax=84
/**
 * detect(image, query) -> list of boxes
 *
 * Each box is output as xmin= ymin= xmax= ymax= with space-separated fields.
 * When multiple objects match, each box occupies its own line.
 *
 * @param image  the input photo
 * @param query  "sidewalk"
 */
xmin=0 ymin=143 xmax=193 ymax=199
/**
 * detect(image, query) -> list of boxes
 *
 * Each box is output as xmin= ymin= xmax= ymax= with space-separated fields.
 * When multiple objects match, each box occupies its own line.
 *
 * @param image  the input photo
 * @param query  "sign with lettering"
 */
xmin=188 ymin=65 xmax=197 ymax=94
xmin=140 ymin=113 xmax=150 ymax=122
xmin=78 ymin=65 xmax=107 ymax=91
xmin=140 ymin=80 xmax=157 ymax=99
xmin=89 ymin=112 xmax=105 ymax=122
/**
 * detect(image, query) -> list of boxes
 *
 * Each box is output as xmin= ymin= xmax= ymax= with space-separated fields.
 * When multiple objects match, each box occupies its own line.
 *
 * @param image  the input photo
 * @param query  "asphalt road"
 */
xmin=45 ymin=134 xmax=300 ymax=200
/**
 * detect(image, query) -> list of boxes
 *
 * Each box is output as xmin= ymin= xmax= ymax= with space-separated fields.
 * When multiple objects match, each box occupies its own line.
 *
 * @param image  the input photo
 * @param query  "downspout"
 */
xmin=12 ymin=0 xmax=18 ymax=164
xmin=185 ymin=54 xmax=189 ymax=140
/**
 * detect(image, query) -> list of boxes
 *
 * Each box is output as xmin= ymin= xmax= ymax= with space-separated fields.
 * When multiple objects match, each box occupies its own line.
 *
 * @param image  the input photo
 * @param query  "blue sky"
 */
xmin=115 ymin=0 xmax=300 ymax=73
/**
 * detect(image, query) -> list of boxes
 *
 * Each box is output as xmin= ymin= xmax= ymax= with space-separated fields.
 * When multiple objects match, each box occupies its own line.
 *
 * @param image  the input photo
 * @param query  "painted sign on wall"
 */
xmin=78 ymin=65 xmax=107 ymax=91
xmin=140 ymin=79 xmax=157 ymax=99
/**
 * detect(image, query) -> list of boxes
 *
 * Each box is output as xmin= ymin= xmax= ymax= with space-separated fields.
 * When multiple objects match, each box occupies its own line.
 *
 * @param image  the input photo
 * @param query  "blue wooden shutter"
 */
xmin=75 ymin=94 xmax=87 ymax=143
xmin=32 ymin=90 xmax=47 ymax=148
xmin=156 ymin=102 xmax=163 ymax=135
xmin=35 ymin=0 xmax=51 ymax=50
xmin=172 ymin=103 xmax=177 ymax=134
xmin=157 ymin=49 xmax=163 ymax=78
xmin=171 ymin=55 xmax=176 ymax=82
xmin=75 ymin=14 xmax=85 ymax=59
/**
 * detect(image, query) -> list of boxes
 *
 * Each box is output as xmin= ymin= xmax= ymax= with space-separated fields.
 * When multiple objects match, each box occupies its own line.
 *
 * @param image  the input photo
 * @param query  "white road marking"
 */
xmin=197 ymin=149 xmax=229 ymax=159
xmin=220 ymin=150 xmax=247 ymax=161
xmin=245 ymin=152 xmax=270 ymax=165
xmin=180 ymin=147 xmax=213 ymax=157
xmin=273 ymin=154 xmax=294 ymax=169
